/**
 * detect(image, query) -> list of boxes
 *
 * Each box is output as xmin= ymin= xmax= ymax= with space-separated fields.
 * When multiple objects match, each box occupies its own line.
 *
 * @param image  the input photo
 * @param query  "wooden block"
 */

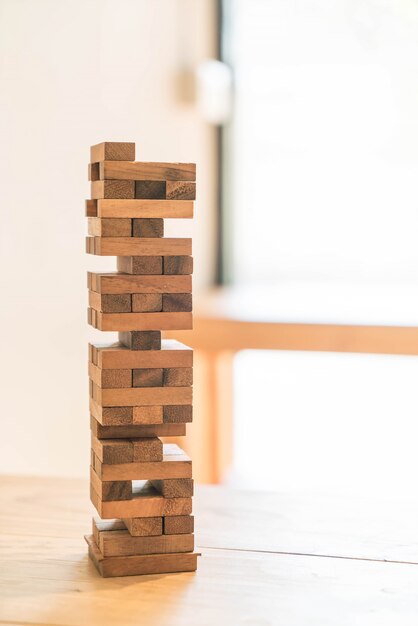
xmin=88 ymin=162 xmax=100 ymax=181
xmin=131 ymin=293 xmax=162 ymax=312
xmin=87 ymin=237 xmax=191 ymax=256
xmin=86 ymin=534 xmax=198 ymax=577
xmin=92 ymin=438 xmax=133 ymax=464
xmin=95 ymin=526 xmax=194 ymax=557
xmin=117 ymin=256 xmax=163 ymax=275
xmin=134 ymin=180 xmax=166 ymax=199
xmin=94 ymin=339 xmax=193 ymax=369
xmin=166 ymin=181 xmax=196 ymax=200
xmin=89 ymin=292 xmax=132 ymax=313
xmin=90 ymin=403 xmax=133 ymax=426
xmin=86 ymin=199 xmax=98 ymax=217
xmin=162 ymin=293 xmax=192 ymax=312
xmin=164 ymin=515 xmax=194 ymax=535
xmin=90 ymin=311 xmax=192 ymax=331
xmin=90 ymin=467 xmax=131 ymax=501
xmin=90 ymin=142 xmax=135 ymax=162
xmin=119 ymin=331 xmax=161 ymax=350
xmin=93 ymin=443 xmax=191 ymax=481
xmin=89 ymin=273 xmax=191 ymax=295
xmin=133 ymin=406 xmax=163 ymax=425
xmin=88 ymin=217 xmax=132 ymax=237
xmin=91 ymin=481 xmax=192 ymax=518
xmin=151 ymin=479 xmax=194 ymax=498
xmin=90 ymin=414 xmax=185 ymax=437
xmin=99 ymin=161 xmax=196 ymax=181
xmin=89 ymin=363 xmax=132 ymax=388
xmin=132 ymin=437 xmax=162 ymax=462
xmin=97 ymin=199 xmax=193 ymax=219
xmin=163 ymin=405 xmax=193 ymax=423
xmin=122 ymin=517 xmax=163 ymax=537
xmin=91 ymin=180 xmax=135 ymax=200
xmin=163 ymin=256 xmax=193 ymax=275
xmin=132 ymin=368 xmax=163 ymax=388
xmin=132 ymin=218 xmax=164 ymax=238
xmin=93 ymin=383 xmax=192 ymax=407
xmin=163 ymin=368 xmax=193 ymax=387
xmin=85 ymin=236 xmax=95 ymax=254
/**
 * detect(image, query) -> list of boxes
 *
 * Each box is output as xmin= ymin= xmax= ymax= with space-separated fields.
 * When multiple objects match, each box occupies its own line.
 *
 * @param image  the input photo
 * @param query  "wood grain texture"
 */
xmin=134 ymin=180 xmax=166 ymax=199
xmin=163 ymin=405 xmax=193 ymax=423
xmin=89 ymin=292 xmax=132 ymax=313
xmin=92 ymin=339 xmax=192 ymax=369
xmin=85 ymin=199 xmax=98 ymax=217
xmin=163 ymin=368 xmax=193 ymax=387
xmin=164 ymin=515 xmax=194 ymax=535
xmin=131 ymin=293 xmax=162 ymax=312
xmin=89 ymin=402 xmax=133 ymax=426
xmin=98 ymin=199 xmax=193 ymax=219
xmin=86 ymin=534 xmax=198 ymax=577
xmin=90 ymin=142 xmax=135 ymax=162
xmin=90 ymin=415 xmax=185 ymax=437
xmin=89 ymin=273 xmax=191 ymax=294
xmin=132 ymin=218 xmax=164 ymax=238
xmin=166 ymin=181 xmax=196 ymax=200
xmin=117 ymin=256 xmax=163 ymax=275
xmin=90 ymin=310 xmax=192 ymax=331
xmin=86 ymin=237 xmax=191 ymax=256
xmin=88 ymin=162 xmax=100 ymax=181
xmin=92 ymin=383 xmax=192 ymax=407
xmin=132 ymin=368 xmax=163 ymax=387
xmin=151 ymin=479 xmax=194 ymax=498
xmin=99 ymin=161 xmax=196 ymax=181
xmin=119 ymin=331 xmax=161 ymax=350
xmin=94 ymin=444 xmax=191 ymax=481
xmin=162 ymin=293 xmax=192 ymax=312
xmin=91 ymin=180 xmax=135 ymax=199
xmin=90 ymin=467 xmax=131 ymax=501
xmin=89 ymin=363 xmax=132 ymax=388
xmin=132 ymin=405 xmax=163 ymax=424
xmin=122 ymin=516 xmax=163 ymax=537
xmin=88 ymin=217 xmax=132 ymax=237
xmin=93 ymin=522 xmax=194 ymax=557
xmin=92 ymin=517 xmax=165 ymax=545
xmin=164 ymin=256 xmax=193 ymax=275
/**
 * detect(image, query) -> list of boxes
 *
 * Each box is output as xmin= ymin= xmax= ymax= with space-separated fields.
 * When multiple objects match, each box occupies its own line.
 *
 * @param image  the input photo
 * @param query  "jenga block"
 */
xmin=86 ymin=237 xmax=191 ymax=256
xmin=119 ymin=331 xmax=161 ymax=351
xmin=162 ymin=293 xmax=192 ymax=312
xmin=88 ymin=162 xmax=100 ymax=181
xmin=166 ymin=181 xmax=196 ymax=200
xmin=151 ymin=479 xmax=194 ymax=498
xmin=90 ymin=467 xmax=131 ymax=501
xmin=99 ymin=161 xmax=196 ymax=181
xmin=92 ymin=383 xmax=192 ymax=407
xmin=89 ymin=363 xmax=132 ymax=389
xmin=163 ymin=405 xmax=193 ymax=423
xmin=89 ymin=273 xmax=191 ymax=295
xmin=85 ymin=534 xmax=198 ymax=577
xmin=88 ymin=217 xmax=132 ymax=237
xmin=98 ymin=199 xmax=193 ymax=219
xmin=89 ymin=310 xmax=192 ymax=332
xmin=91 ymin=180 xmax=135 ymax=200
xmin=90 ymin=414 xmax=185 ymax=438
xmin=91 ymin=481 xmax=193 ymax=518
xmin=164 ymin=515 xmax=194 ymax=535
xmin=86 ymin=199 xmax=97 ymax=217
xmin=131 ymin=293 xmax=162 ymax=312
xmin=163 ymin=368 xmax=193 ymax=387
xmin=132 ymin=368 xmax=163 ymax=387
xmin=132 ymin=218 xmax=164 ymax=238
xmin=90 ymin=403 xmax=133 ymax=426
xmin=93 ymin=339 xmax=192 ymax=369
xmin=95 ymin=526 xmax=194 ymax=557
xmin=89 ymin=292 xmax=132 ymax=313
xmin=134 ymin=181 xmax=166 ymax=199
xmin=117 ymin=256 xmax=163 ymax=275
xmin=132 ymin=437 xmax=162 ymax=462
xmin=93 ymin=438 xmax=134 ymax=464
xmin=122 ymin=517 xmax=163 ymax=537
xmin=163 ymin=256 xmax=193 ymax=275
xmin=133 ymin=406 xmax=163 ymax=424
xmin=90 ymin=142 xmax=135 ymax=162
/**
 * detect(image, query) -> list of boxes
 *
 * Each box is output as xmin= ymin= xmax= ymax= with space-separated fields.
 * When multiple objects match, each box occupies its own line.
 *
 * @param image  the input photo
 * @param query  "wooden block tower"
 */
xmin=84 ymin=141 xmax=198 ymax=577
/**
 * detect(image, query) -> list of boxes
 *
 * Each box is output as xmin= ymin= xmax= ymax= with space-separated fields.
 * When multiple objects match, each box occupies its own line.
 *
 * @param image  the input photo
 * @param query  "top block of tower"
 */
xmin=91 ymin=142 xmax=136 ymax=163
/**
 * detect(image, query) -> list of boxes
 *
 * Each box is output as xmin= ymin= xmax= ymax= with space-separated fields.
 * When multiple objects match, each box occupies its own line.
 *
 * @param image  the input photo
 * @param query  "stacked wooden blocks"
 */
xmin=84 ymin=141 xmax=198 ymax=577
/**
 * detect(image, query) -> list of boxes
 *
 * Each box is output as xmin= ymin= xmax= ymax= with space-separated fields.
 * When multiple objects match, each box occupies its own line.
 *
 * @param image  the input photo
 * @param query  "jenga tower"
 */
xmin=84 ymin=141 xmax=198 ymax=577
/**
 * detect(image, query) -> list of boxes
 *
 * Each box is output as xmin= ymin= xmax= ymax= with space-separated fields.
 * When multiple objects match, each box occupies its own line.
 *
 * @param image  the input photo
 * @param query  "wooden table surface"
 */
xmin=2 ymin=476 xmax=418 ymax=625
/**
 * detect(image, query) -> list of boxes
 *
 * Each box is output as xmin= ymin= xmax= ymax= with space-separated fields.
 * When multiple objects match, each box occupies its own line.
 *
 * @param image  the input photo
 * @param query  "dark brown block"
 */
xmin=151 ymin=478 xmax=194 ymax=498
xmin=88 ymin=162 xmax=100 ymax=181
xmin=164 ymin=515 xmax=194 ymax=535
xmin=131 ymin=293 xmax=162 ymax=313
xmin=132 ymin=437 xmax=163 ymax=462
xmin=101 ymin=406 xmax=133 ymax=425
xmin=163 ymin=405 xmax=193 ymax=423
xmin=123 ymin=517 xmax=163 ymax=537
xmin=166 ymin=181 xmax=196 ymax=200
xmin=162 ymin=293 xmax=192 ymax=312
xmin=100 ymin=480 xmax=132 ymax=501
xmin=119 ymin=331 xmax=161 ymax=350
xmin=133 ymin=368 xmax=163 ymax=387
xmin=100 ymin=440 xmax=133 ymax=464
xmin=101 ymin=294 xmax=132 ymax=313
xmin=163 ymin=368 xmax=193 ymax=387
xmin=117 ymin=256 xmax=163 ymax=275
xmin=163 ymin=256 xmax=193 ymax=275
xmin=132 ymin=218 xmax=164 ymax=238
xmin=90 ymin=141 xmax=135 ymax=162
xmin=134 ymin=180 xmax=166 ymax=199
xmin=85 ymin=199 xmax=98 ymax=217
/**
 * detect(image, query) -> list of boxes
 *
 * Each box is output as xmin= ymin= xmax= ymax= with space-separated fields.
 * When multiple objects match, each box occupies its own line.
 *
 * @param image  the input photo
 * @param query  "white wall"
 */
xmin=0 ymin=0 xmax=217 ymax=478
